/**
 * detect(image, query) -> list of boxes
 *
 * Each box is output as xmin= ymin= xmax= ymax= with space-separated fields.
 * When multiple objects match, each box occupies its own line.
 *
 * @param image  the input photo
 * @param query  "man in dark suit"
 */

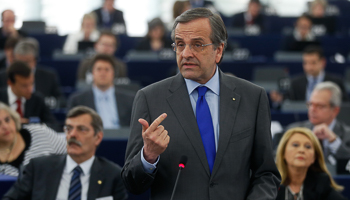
xmin=122 ymin=8 xmax=280 ymax=200
xmin=270 ymin=46 xmax=348 ymax=106
xmin=0 ymin=10 xmax=26 ymax=50
xmin=0 ymin=61 xmax=57 ymax=129
xmin=68 ymin=54 xmax=134 ymax=129
xmin=3 ymin=106 xmax=128 ymax=200
xmin=93 ymin=0 xmax=126 ymax=34
xmin=231 ymin=0 xmax=265 ymax=33
xmin=0 ymin=37 xmax=66 ymax=108
xmin=286 ymin=81 xmax=350 ymax=161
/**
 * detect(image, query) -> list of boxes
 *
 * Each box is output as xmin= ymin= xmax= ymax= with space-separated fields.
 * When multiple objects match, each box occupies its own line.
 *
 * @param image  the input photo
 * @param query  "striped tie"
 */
xmin=68 ymin=166 xmax=83 ymax=200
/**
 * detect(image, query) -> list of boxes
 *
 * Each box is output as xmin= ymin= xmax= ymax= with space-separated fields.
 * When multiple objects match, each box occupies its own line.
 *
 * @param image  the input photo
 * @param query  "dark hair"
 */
xmin=171 ymin=8 xmax=227 ymax=64
xmin=66 ymin=106 xmax=103 ymax=135
xmin=249 ymin=0 xmax=261 ymax=5
xmin=4 ymin=36 xmax=20 ymax=50
xmin=173 ymin=1 xmax=190 ymax=19
xmin=90 ymin=54 xmax=116 ymax=72
xmin=98 ymin=30 xmax=118 ymax=46
xmin=7 ymin=61 xmax=32 ymax=83
xmin=303 ymin=45 xmax=324 ymax=59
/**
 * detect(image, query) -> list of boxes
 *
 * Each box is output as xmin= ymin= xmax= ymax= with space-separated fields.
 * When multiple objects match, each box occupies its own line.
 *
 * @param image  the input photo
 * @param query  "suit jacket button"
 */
xmin=210 ymin=182 xmax=215 ymax=187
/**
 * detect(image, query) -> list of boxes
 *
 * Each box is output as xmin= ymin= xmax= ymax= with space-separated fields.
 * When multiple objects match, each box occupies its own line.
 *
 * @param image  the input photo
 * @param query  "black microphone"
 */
xmin=170 ymin=156 xmax=188 ymax=200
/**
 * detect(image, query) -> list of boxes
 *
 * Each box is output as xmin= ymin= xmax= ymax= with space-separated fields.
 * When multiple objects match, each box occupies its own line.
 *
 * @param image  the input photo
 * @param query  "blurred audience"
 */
xmin=282 ymin=15 xmax=320 ymax=52
xmin=76 ymin=30 xmax=127 ymax=90
xmin=0 ymin=10 xmax=25 ymax=50
xmin=63 ymin=13 xmax=100 ymax=54
xmin=0 ymin=37 xmax=19 ymax=70
xmin=68 ymin=54 xmax=135 ymax=129
xmin=169 ymin=1 xmax=191 ymax=30
xmin=270 ymin=46 xmax=348 ymax=106
xmin=275 ymin=127 xmax=346 ymax=200
xmin=0 ymin=38 xmax=66 ymax=108
xmin=3 ymin=106 xmax=128 ymax=200
xmin=231 ymin=0 xmax=265 ymax=34
xmin=307 ymin=0 xmax=336 ymax=36
xmin=0 ymin=102 xmax=66 ymax=177
xmin=92 ymin=0 xmax=126 ymax=34
xmin=0 ymin=61 xmax=58 ymax=130
xmin=135 ymin=17 xmax=173 ymax=52
xmin=285 ymin=82 xmax=350 ymax=163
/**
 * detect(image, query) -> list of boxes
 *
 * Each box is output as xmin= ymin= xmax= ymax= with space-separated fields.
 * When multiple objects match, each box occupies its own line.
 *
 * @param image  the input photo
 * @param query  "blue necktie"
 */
xmin=307 ymin=77 xmax=317 ymax=101
xmin=68 ymin=166 xmax=83 ymax=200
xmin=196 ymin=86 xmax=216 ymax=173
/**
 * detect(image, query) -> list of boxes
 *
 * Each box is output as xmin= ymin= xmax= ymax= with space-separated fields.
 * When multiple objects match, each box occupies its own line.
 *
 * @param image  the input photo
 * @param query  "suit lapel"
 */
xmin=167 ymin=73 xmax=211 ymax=176
xmin=45 ymin=155 xmax=66 ymax=200
xmin=87 ymin=158 xmax=103 ymax=200
xmin=211 ymin=71 xmax=240 ymax=177
xmin=88 ymin=89 xmax=97 ymax=110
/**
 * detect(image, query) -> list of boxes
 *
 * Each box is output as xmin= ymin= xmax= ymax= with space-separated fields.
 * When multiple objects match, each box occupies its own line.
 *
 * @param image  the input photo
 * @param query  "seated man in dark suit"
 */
xmin=270 ymin=46 xmax=348 ymax=107
xmin=231 ymin=0 xmax=265 ymax=34
xmin=76 ymin=30 xmax=127 ymax=90
xmin=0 ymin=37 xmax=66 ymax=108
xmin=0 ymin=10 xmax=25 ymax=50
xmin=0 ymin=61 xmax=57 ymax=129
xmin=282 ymin=15 xmax=321 ymax=52
xmin=285 ymin=82 xmax=350 ymax=168
xmin=68 ymin=54 xmax=135 ymax=129
xmin=3 ymin=106 xmax=128 ymax=200
xmin=93 ymin=0 xmax=126 ymax=34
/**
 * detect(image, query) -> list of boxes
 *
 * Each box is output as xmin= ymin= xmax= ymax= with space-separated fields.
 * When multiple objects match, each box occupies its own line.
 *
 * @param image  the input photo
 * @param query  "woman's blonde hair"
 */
xmin=276 ymin=127 xmax=343 ymax=191
xmin=0 ymin=102 xmax=21 ymax=131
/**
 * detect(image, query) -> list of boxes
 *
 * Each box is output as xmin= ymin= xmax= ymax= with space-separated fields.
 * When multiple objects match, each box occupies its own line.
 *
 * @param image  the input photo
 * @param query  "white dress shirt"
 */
xmin=56 ymin=155 xmax=95 ymax=200
xmin=7 ymin=86 xmax=26 ymax=115
xmin=63 ymin=30 xmax=100 ymax=54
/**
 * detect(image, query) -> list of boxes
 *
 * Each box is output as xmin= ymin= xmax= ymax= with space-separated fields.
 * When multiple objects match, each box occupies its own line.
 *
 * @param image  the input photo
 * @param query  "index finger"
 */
xmin=148 ymin=113 xmax=167 ymax=132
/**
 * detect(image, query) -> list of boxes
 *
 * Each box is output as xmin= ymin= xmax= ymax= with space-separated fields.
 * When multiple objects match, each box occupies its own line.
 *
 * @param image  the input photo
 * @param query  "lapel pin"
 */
xmin=232 ymin=98 xmax=235 ymax=101
xmin=98 ymin=180 xmax=102 ymax=185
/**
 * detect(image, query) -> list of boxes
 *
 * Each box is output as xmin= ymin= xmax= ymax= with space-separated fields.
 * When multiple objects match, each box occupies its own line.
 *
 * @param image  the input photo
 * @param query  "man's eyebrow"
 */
xmin=174 ymin=37 xmax=205 ymax=42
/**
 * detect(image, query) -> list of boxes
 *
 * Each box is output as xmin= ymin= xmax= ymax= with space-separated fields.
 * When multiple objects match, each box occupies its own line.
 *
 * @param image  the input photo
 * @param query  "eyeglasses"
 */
xmin=171 ymin=42 xmax=213 ymax=53
xmin=64 ymin=125 xmax=90 ymax=135
xmin=306 ymin=102 xmax=333 ymax=110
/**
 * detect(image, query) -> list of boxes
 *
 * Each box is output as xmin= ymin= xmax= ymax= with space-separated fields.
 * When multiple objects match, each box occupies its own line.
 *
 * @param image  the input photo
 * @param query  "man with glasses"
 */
xmin=3 ymin=106 xmax=128 ymax=200
xmin=122 ymin=8 xmax=280 ymax=200
xmin=286 ymin=81 xmax=350 ymax=165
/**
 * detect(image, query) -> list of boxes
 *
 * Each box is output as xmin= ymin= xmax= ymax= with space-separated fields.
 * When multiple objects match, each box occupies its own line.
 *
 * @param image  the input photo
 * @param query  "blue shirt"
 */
xmin=92 ymin=86 xmax=120 ymax=129
xmin=141 ymin=66 xmax=220 ymax=173
xmin=306 ymin=70 xmax=325 ymax=101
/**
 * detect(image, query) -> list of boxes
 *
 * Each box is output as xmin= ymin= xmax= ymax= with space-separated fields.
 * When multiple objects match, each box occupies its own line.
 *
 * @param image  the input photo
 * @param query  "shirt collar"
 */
xmin=92 ymin=85 xmax=115 ymax=98
xmin=184 ymin=66 xmax=220 ymax=96
xmin=66 ymin=155 xmax=95 ymax=176
xmin=7 ymin=86 xmax=26 ymax=104
xmin=306 ymin=70 xmax=325 ymax=83
xmin=328 ymin=119 xmax=336 ymax=131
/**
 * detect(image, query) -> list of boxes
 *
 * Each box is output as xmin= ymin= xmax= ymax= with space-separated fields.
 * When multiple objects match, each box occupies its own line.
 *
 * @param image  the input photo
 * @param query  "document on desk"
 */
xmin=96 ymin=196 xmax=113 ymax=200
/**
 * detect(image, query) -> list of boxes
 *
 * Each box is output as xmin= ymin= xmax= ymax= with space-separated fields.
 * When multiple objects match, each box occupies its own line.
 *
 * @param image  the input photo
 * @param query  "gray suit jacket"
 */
xmin=286 ymin=120 xmax=350 ymax=158
xmin=67 ymin=86 xmax=135 ymax=127
xmin=122 ymin=70 xmax=280 ymax=200
xmin=3 ymin=155 xmax=128 ymax=200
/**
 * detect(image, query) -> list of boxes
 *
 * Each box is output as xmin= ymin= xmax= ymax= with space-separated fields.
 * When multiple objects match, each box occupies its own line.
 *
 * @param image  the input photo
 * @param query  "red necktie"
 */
xmin=16 ymin=98 xmax=23 ymax=117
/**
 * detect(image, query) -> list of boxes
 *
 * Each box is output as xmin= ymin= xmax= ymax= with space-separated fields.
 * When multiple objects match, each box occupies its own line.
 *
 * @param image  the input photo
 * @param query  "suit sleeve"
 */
xmin=3 ymin=160 xmax=35 ymax=199
xmin=335 ymin=124 xmax=350 ymax=158
xmin=121 ymin=90 xmax=157 ymax=194
xmin=246 ymin=89 xmax=281 ymax=200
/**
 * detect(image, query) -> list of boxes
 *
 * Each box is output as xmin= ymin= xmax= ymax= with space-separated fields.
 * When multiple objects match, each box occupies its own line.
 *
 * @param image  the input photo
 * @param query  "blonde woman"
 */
xmin=275 ymin=127 xmax=346 ymax=200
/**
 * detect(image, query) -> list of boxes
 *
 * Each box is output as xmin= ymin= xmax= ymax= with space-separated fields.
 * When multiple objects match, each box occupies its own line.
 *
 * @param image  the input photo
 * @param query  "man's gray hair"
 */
xmin=314 ymin=81 xmax=342 ymax=107
xmin=0 ymin=102 xmax=21 ymax=131
xmin=66 ymin=106 xmax=103 ymax=135
xmin=13 ymin=37 xmax=39 ymax=58
xmin=171 ymin=7 xmax=227 ymax=64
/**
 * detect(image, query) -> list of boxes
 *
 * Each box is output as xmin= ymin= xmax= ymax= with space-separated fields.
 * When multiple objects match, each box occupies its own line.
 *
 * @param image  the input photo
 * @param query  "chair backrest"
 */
xmin=337 ymin=102 xmax=350 ymax=126
xmin=21 ymin=21 xmax=46 ymax=34
xmin=274 ymin=51 xmax=303 ymax=62
xmin=281 ymin=100 xmax=308 ymax=112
